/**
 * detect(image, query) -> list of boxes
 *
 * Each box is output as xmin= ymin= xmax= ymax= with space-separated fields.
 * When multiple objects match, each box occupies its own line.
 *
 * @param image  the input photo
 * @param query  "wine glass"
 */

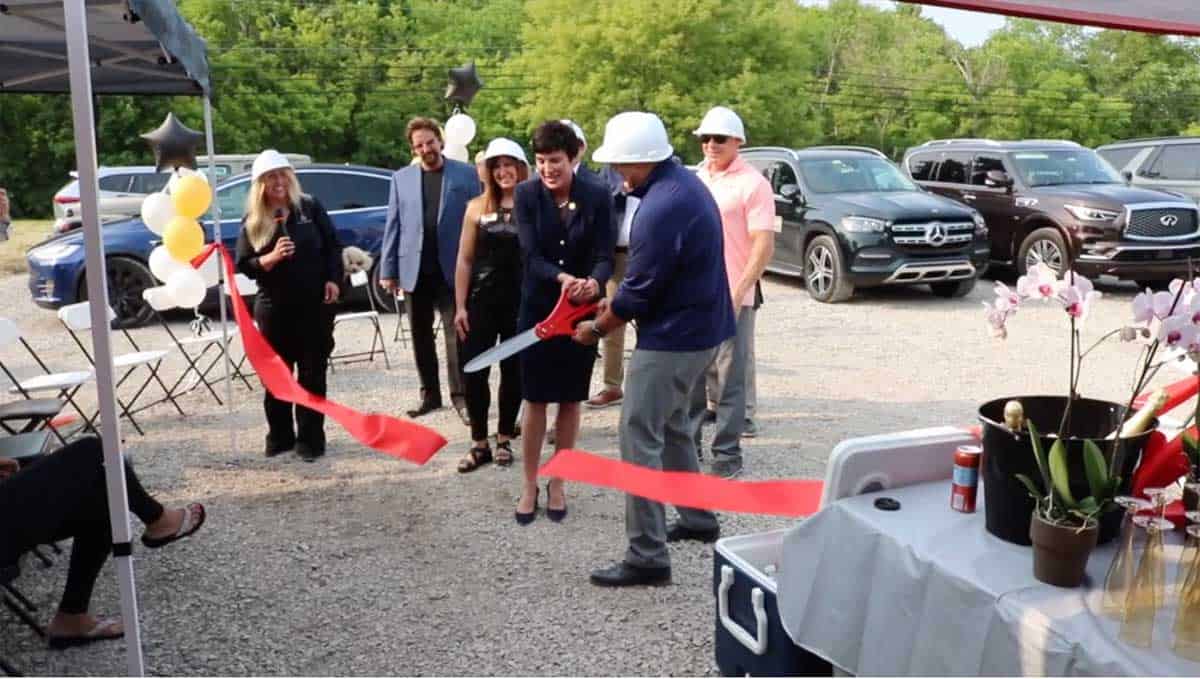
xmin=1121 ymin=515 xmax=1174 ymax=648
xmin=1103 ymin=496 xmax=1153 ymax=619
xmin=1172 ymin=525 xmax=1200 ymax=661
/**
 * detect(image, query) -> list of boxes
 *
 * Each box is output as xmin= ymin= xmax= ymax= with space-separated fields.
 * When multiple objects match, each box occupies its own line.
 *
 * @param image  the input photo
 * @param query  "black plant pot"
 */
xmin=978 ymin=396 xmax=1154 ymax=546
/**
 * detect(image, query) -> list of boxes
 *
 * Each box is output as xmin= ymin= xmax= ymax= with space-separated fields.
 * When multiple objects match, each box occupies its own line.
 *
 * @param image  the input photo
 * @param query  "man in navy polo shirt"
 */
xmin=574 ymin=112 xmax=736 ymax=587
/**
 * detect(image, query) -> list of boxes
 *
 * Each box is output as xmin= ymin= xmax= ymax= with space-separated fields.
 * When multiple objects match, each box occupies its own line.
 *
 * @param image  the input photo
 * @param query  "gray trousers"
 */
xmin=701 ymin=306 xmax=754 ymax=461
xmin=623 ymin=347 xmax=720 ymax=569
xmin=707 ymin=309 xmax=757 ymax=422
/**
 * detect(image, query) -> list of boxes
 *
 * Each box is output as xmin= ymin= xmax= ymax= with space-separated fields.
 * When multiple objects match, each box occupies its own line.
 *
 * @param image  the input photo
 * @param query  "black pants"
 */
xmin=406 ymin=274 xmax=464 ymax=404
xmin=459 ymin=294 xmax=521 ymax=441
xmin=0 ymin=437 xmax=163 ymax=614
xmin=255 ymin=299 xmax=334 ymax=451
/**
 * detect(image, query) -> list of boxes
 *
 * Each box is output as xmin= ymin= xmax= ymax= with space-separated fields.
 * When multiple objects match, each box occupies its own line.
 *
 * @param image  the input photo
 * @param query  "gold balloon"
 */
xmin=171 ymin=174 xmax=212 ymax=219
xmin=163 ymin=216 xmax=204 ymax=263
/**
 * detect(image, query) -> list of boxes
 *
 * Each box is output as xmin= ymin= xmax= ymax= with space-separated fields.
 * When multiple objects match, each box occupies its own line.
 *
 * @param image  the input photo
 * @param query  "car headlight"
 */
xmin=1064 ymin=204 xmax=1120 ymax=222
xmin=841 ymin=216 xmax=889 ymax=233
xmin=30 ymin=243 xmax=82 ymax=262
xmin=973 ymin=213 xmax=988 ymax=237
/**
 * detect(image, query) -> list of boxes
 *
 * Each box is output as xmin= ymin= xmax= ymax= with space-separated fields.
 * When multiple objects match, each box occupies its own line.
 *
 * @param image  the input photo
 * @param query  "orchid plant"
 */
xmin=985 ymin=263 xmax=1200 ymax=523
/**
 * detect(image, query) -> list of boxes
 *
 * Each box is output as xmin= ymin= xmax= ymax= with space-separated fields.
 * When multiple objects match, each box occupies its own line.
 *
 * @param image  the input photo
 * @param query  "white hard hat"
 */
xmin=693 ymin=106 xmax=746 ymax=142
xmin=483 ymin=137 xmax=528 ymax=166
xmin=561 ymin=119 xmax=586 ymax=146
xmin=591 ymin=112 xmax=674 ymax=165
xmin=251 ymin=149 xmax=293 ymax=182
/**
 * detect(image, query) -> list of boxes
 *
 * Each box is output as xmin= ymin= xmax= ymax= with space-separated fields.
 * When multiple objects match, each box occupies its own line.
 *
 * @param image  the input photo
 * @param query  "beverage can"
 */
xmin=951 ymin=444 xmax=982 ymax=513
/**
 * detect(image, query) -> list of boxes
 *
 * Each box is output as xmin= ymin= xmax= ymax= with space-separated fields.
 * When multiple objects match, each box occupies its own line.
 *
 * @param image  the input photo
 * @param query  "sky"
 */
xmin=800 ymin=0 xmax=1010 ymax=47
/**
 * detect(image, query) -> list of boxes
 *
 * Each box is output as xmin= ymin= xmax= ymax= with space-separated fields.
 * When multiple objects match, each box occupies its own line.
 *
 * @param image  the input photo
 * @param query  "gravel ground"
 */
xmin=0 ymin=269 xmax=1185 ymax=676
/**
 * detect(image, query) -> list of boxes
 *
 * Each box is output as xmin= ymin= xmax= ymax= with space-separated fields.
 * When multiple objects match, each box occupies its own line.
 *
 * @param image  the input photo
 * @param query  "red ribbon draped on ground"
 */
xmin=195 ymin=244 xmax=447 ymax=464
xmin=538 ymin=450 xmax=824 ymax=517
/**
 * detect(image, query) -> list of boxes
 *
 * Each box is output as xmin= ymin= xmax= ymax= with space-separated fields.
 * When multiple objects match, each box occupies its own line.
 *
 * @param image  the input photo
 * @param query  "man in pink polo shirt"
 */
xmin=694 ymin=106 xmax=776 ymax=479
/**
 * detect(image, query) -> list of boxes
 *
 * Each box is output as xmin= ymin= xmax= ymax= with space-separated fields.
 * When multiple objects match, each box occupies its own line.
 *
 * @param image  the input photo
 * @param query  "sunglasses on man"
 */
xmin=699 ymin=134 xmax=729 ymax=145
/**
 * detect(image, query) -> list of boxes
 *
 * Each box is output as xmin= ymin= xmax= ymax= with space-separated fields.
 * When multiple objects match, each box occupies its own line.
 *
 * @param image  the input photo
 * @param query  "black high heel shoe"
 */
xmin=546 ymin=481 xmax=568 ymax=523
xmin=515 ymin=488 xmax=539 ymax=526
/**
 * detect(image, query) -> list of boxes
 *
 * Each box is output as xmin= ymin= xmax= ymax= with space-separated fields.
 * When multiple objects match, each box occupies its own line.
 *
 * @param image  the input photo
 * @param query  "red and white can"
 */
xmin=951 ymin=444 xmax=983 ymax=513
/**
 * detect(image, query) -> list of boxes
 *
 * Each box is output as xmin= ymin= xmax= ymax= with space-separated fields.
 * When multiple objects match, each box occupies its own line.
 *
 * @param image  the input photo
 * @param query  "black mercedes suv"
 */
xmin=740 ymin=146 xmax=989 ymax=303
xmin=903 ymin=139 xmax=1200 ymax=287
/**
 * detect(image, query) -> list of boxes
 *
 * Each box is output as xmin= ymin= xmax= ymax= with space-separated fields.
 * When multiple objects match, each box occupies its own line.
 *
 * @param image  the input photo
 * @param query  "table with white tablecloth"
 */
xmin=777 ymin=480 xmax=1200 ymax=676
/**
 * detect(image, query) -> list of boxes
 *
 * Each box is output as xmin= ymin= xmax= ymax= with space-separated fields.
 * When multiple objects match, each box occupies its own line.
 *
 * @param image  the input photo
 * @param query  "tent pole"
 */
xmin=203 ymin=96 xmax=236 ymax=454
xmin=62 ymin=0 xmax=145 ymax=675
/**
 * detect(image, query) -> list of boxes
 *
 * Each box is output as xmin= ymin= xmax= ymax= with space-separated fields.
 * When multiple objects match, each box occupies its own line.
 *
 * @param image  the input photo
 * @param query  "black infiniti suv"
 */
xmin=903 ymin=139 xmax=1200 ymax=286
xmin=740 ymin=146 xmax=989 ymax=303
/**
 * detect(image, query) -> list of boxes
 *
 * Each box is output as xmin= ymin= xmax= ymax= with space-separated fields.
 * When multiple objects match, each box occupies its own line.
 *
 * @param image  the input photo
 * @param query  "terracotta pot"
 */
xmin=1030 ymin=512 xmax=1098 ymax=587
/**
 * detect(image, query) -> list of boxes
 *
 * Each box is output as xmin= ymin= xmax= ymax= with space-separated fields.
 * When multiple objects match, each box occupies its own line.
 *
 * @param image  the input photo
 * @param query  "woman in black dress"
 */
xmin=513 ymin=121 xmax=615 ymax=524
xmin=453 ymin=138 xmax=529 ymax=472
xmin=236 ymin=150 xmax=343 ymax=463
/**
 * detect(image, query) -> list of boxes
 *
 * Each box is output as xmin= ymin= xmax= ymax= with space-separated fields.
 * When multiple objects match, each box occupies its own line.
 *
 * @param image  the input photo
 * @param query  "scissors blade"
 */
xmin=463 ymin=328 xmax=540 ymax=373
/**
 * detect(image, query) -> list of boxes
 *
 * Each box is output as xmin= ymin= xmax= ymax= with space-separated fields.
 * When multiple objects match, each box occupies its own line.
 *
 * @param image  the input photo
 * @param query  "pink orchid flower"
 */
xmin=1054 ymin=271 xmax=1100 ymax=322
xmin=1158 ymin=314 xmax=1199 ymax=350
xmin=1016 ymin=263 xmax=1058 ymax=301
xmin=983 ymin=299 xmax=1013 ymax=339
xmin=993 ymin=281 xmax=1021 ymax=309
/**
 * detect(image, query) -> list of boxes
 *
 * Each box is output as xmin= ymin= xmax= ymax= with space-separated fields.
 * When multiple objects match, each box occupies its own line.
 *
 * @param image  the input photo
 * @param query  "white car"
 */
xmin=52 ymin=153 xmax=312 ymax=219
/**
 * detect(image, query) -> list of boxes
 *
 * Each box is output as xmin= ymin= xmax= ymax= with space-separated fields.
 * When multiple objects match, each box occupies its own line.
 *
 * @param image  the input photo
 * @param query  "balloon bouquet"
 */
xmin=441 ymin=61 xmax=483 ymax=163
xmin=136 ymin=114 xmax=218 ymax=326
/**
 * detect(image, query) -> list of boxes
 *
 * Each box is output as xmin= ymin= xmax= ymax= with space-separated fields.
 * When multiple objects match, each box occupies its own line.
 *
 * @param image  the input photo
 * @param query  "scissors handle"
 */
xmin=534 ymin=287 xmax=599 ymax=340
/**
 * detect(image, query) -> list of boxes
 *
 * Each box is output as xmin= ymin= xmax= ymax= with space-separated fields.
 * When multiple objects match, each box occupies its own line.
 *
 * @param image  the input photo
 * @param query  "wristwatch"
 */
xmin=589 ymin=321 xmax=606 ymax=340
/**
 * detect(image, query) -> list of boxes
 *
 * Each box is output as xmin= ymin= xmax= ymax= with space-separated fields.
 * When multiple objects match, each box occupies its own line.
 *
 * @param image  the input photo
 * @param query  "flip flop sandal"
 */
xmin=48 ymin=616 xmax=124 ymax=649
xmin=494 ymin=440 xmax=514 ymax=467
xmin=142 ymin=503 xmax=206 ymax=549
xmin=457 ymin=446 xmax=492 ymax=473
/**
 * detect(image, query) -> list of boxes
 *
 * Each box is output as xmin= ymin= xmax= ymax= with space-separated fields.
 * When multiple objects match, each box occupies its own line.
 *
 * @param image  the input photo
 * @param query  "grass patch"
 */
xmin=0 ymin=220 xmax=53 ymax=276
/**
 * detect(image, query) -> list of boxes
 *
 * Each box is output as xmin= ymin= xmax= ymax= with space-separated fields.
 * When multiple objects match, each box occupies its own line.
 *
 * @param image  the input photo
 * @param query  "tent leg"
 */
xmin=204 ymin=96 xmax=237 ymax=457
xmin=62 ymin=1 xmax=144 ymax=675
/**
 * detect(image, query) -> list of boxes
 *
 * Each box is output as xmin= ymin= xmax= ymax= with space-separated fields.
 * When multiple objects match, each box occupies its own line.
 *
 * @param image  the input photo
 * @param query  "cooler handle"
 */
xmin=719 ymin=565 xmax=767 ymax=656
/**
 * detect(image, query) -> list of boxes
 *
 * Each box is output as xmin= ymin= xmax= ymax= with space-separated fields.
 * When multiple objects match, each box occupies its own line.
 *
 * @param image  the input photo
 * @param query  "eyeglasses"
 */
xmin=699 ymin=135 xmax=729 ymax=145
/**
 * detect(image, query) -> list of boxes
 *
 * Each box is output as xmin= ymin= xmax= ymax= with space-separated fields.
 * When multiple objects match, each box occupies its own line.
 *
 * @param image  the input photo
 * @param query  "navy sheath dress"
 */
xmin=514 ymin=175 xmax=616 ymax=404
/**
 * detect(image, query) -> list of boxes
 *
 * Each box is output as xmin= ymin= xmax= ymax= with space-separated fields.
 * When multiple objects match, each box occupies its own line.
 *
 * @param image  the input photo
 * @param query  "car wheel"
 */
xmin=803 ymin=235 xmax=854 ymax=303
xmin=1018 ymin=227 xmax=1067 ymax=277
xmin=78 ymin=256 xmax=156 ymax=329
xmin=930 ymin=278 xmax=976 ymax=298
xmin=369 ymin=263 xmax=402 ymax=314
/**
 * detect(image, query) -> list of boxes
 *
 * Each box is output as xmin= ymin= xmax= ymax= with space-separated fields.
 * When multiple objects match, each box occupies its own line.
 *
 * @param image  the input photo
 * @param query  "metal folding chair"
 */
xmin=57 ymin=302 xmax=183 ymax=436
xmin=392 ymin=289 xmax=409 ymax=345
xmin=217 ymin=273 xmax=258 ymax=383
xmin=0 ymin=398 xmax=62 ymax=440
xmin=0 ymin=317 xmax=93 ymax=439
xmin=142 ymin=289 xmax=253 ymax=406
xmin=331 ymin=270 xmax=391 ymax=370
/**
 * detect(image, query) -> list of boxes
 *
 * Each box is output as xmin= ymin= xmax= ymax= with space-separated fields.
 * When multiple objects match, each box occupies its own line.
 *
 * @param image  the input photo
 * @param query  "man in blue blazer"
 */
xmin=380 ymin=117 xmax=482 ymax=419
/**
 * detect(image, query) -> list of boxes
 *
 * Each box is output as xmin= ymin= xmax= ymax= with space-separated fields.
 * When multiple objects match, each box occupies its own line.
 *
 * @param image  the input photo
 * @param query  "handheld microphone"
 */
xmin=275 ymin=209 xmax=292 ymax=258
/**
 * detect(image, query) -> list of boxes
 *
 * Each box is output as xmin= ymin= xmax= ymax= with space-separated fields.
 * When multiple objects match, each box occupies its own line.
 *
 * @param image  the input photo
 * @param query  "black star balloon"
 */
xmin=140 ymin=113 xmax=204 ymax=172
xmin=445 ymin=61 xmax=483 ymax=108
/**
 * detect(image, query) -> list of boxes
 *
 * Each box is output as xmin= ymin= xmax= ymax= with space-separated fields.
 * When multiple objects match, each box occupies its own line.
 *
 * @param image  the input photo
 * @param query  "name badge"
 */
xmin=481 ymin=213 xmax=499 ymax=225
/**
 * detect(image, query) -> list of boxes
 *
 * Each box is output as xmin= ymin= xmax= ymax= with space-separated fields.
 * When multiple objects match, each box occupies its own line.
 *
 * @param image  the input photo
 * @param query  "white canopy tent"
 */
xmin=903 ymin=0 xmax=1200 ymax=37
xmin=1 ymin=1 xmax=220 ymax=674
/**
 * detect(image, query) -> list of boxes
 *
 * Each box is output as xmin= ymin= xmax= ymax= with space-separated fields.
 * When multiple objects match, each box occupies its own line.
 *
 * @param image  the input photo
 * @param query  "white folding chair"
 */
xmin=0 ymin=317 xmax=93 ymax=440
xmin=57 ymin=302 xmax=181 ymax=435
xmin=214 ymin=274 xmax=259 ymax=383
xmin=331 ymin=270 xmax=391 ymax=370
xmin=142 ymin=288 xmax=253 ymax=405
xmin=392 ymin=288 xmax=409 ymax=346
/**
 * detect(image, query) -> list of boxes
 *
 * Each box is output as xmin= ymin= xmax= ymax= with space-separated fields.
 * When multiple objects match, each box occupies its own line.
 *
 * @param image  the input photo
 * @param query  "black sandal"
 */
xmin=457 ymin=445 xmax=492 ymax=473
xmin=494 ymin=440 xmax=514 ymax=467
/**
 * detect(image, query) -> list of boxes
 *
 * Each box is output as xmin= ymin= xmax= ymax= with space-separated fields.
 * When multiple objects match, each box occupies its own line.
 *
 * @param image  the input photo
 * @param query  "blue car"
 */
xmin=27 ymin=164 xmax=401 ymax=327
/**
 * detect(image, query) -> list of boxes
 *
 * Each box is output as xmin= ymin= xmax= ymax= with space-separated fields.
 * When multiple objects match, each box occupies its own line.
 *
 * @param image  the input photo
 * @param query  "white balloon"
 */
xmin=197 ymin=252 xmax=221 ymax=288
xmin=444 ymin=113 xmax=477 ymax=146
xmin=167 ymin=167 xmax=208 ymax=194
xmin=149 ymin=245 xmax=188 ymax=283
xmin=142 ymin=285 xmax=177 ymax=312
xmin=166 ymin=267 xmax=206 ymax=308
xmin=141 ymin=192 xmax=175 ymax=235
xmin=444 ymin=143 xmax=470 ymax=163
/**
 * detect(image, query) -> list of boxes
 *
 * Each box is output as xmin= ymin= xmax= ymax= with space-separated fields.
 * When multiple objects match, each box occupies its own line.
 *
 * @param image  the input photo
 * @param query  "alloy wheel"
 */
xmin=806 ymin=245 xmax=834 ymax=297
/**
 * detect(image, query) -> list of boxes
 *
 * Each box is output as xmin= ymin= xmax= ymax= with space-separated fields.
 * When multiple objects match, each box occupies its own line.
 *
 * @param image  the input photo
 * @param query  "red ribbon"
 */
xmin=1133 ymin=375 xmax=1199 ymax=412
xmin=538 ymin=449 xmax=824 ymax=517
xmin=195 ymin=244 xmax=447 ymax=464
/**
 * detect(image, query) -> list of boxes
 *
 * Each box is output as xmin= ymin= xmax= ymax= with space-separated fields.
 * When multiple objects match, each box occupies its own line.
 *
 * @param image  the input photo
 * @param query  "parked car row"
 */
xmin=24 ymin=137 xmax=1200 ymax=324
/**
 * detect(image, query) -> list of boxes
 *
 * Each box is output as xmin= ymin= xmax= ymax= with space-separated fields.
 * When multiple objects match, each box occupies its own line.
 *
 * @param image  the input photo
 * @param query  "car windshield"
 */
xmin=1009 ymin=150 xmax=1122 ymax=187
xmin=796 ymin=157 xmax=917 ymax=194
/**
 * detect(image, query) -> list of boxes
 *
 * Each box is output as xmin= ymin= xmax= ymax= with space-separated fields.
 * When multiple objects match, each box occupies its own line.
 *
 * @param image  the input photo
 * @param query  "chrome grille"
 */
xmin=890 ymin=221 xmax=975 ymax=247
xmin=1124 ymin=204 xmax=1200 ymax=241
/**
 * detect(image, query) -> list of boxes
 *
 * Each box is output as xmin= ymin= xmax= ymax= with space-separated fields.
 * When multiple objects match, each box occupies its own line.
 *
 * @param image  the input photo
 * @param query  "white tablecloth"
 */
xmin=777 ymin=480 xmax=1200 ymax=676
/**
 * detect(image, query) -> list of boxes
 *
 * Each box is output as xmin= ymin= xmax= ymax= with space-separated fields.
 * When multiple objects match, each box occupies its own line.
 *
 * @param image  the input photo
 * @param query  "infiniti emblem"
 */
xmin=924 ymin=223 xmax=947 ymax=246
xmin=1161 ymin=214 xmax=1180 ymax=227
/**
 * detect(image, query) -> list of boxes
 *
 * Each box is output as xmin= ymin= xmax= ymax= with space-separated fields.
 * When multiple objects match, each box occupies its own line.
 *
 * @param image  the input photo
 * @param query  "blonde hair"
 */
xmin=244 ymin=168 xmax=303 ymax=250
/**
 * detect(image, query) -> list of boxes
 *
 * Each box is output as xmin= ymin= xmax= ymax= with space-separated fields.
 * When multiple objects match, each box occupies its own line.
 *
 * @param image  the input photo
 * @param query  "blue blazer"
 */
xmin=514 ymin=176 xmax=616 ymax=324
xmin=380 ymin=158 xmax=482 ymax=290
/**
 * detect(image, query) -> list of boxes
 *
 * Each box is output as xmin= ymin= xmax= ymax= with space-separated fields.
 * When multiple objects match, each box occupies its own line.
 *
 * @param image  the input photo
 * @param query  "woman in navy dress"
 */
xmin=513 ymin=120 xmax=615 ymax=525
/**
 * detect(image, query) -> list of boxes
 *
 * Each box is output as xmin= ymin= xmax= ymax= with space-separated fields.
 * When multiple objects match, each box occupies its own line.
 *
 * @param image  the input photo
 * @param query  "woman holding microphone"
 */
xmin=236 ymin=150 xmax=343 ymax=462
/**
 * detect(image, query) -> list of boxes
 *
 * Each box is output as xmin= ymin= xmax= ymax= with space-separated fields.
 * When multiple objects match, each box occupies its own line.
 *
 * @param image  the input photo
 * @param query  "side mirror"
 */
xmin=984 ymin=169 xmax=1013 ymax=190
xmin=779 ymin=183 xmax=803 ymax=205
